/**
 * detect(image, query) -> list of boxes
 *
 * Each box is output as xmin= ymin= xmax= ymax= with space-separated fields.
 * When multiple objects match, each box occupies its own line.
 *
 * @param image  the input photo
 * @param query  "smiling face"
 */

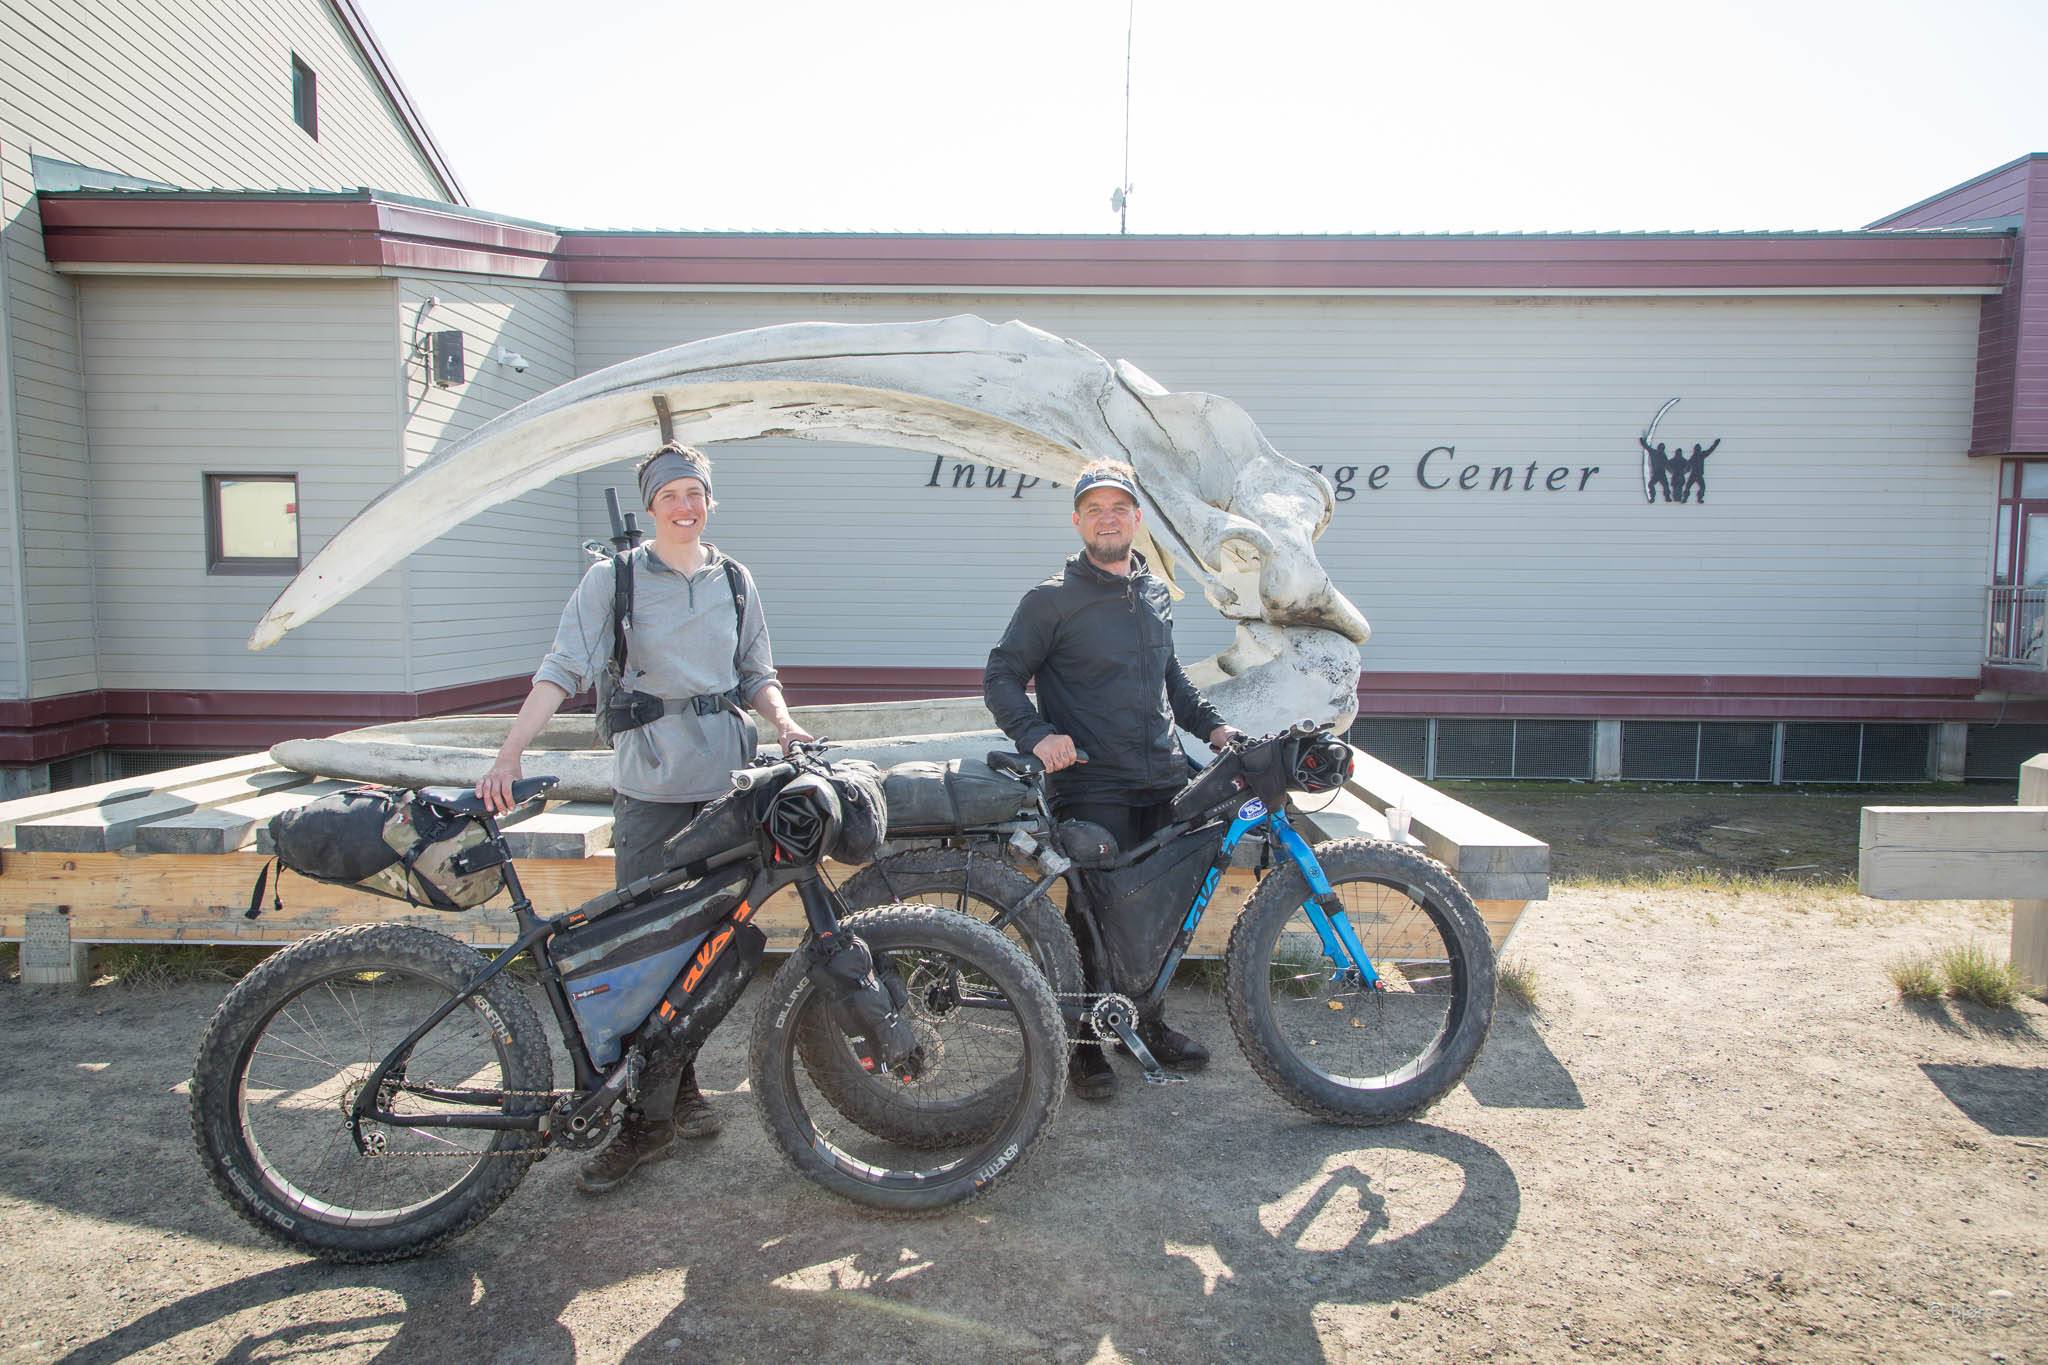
xmin=647 ymin=476 xmax=711 ymax=552
xmin=1073 ymin=485 xmax=1140 ymax=568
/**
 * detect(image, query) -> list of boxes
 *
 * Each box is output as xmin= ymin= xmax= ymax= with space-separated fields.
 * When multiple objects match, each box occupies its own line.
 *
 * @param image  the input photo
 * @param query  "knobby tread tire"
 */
xmin=748 ymin=905 xmax=1066 ymax=1215
xmin=840 ymin=849 xmax=1084 ymax=1002
xmin=1223 ymin=837 xmax=1496 ymax=1127
xmin=189 ymin=922 xmax=552 ymax=1263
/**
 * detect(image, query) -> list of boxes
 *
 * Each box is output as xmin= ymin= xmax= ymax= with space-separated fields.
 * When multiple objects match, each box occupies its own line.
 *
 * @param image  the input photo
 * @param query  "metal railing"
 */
xmin=1986 ymin=585 xmax=2048 ymax=668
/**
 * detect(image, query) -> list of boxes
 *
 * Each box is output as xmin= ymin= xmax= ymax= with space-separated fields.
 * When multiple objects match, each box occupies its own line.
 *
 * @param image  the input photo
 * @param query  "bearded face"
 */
xmin=1074 ymin=488 xmax=1139 ymax=566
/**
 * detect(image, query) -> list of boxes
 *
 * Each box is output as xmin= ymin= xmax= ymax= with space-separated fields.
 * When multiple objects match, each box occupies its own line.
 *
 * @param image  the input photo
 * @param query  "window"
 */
xmin=291 ymin=54 xmax=318 ymax=137
xmin=205 ymin=474 xmax=300 ymax=574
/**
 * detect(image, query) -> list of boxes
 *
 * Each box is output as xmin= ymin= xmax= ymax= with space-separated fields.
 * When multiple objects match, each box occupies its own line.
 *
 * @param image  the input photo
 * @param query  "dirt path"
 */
xmin=2 ymin=884 xmax=2042 ymax=1364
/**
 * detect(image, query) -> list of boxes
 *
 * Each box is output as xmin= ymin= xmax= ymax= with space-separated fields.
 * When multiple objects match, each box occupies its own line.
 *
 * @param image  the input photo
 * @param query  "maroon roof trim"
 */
xmin=327 ymin=0 xmax=468 ymax=205
xmin=34 ymin=192 xmax=2012 ymax=292
xmin=10 ymin=668 xmax=2041 ymax=763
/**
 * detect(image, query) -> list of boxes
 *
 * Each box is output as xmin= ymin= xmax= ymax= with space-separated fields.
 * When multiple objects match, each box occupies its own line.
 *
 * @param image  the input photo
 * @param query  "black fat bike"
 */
xmin=188 ymin=745 xmax=1066 ymax=1263
xmin=840 ymin=723 xmax=1497 ymax=1126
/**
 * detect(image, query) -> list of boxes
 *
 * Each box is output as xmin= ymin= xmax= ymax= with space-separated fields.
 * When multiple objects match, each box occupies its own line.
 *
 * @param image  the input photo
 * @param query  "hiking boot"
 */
xmin=673 ymin=1086 xmax=722 ymax=1140
xmin=1068 ymin=1045 xmax=1117 ymax=1100
xmin=576 ymin=1115 xmax=675 ymax=1196
xmin=1123 ymin=1014 xmax=1210 ymax=1072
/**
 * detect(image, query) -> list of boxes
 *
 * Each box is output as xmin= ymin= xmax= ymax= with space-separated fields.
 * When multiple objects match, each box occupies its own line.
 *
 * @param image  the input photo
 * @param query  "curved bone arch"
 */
xmin=254 ymin=315 xmax=1369 ymax=757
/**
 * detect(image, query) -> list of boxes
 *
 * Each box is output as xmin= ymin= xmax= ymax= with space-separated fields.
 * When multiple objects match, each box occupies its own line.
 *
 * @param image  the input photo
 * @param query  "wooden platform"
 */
xmin=0 ymin=746 xmax=1547 ymax=961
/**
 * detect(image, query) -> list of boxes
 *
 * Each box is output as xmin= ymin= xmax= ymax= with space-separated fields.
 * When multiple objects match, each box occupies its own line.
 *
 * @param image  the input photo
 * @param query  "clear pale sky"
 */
xmin=351 ymin=0 xmax=2048 ymax=235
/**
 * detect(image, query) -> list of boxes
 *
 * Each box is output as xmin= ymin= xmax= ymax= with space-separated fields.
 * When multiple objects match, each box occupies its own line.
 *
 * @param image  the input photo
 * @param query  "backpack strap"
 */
xmin=609 ymin=548 xmax=635 ymax=677
xmin=723 ymin=557 xmax=748 ymax=696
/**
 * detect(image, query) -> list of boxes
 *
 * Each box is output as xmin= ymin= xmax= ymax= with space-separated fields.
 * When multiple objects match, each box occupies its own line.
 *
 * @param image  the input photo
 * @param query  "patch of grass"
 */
xmin=1936 ymin=942 xmax=2025 ymax=1009
xmin=1887 ymin=953 xmax=1944 ymax=1002
xmin=1497 ymin=955 xmax=1538 ymax=1011
xmin=0 ymin=941 xmax=17 ymax=980
xmin=89 ymin=944 xmax=273 ymax=991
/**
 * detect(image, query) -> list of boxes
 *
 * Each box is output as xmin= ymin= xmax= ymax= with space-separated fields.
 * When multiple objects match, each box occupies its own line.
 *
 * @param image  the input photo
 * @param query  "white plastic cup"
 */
xmin=1385 ymin=806 xmax=1412 ymax=843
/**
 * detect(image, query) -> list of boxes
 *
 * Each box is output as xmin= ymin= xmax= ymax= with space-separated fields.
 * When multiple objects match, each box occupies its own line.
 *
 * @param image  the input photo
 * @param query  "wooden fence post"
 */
xmin=2017 ymin=755 xmax=2048 ymax=987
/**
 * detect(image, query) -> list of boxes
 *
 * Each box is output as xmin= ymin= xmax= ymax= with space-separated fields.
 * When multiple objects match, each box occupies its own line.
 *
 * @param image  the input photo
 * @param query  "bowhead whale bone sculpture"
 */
xmin=254 ymin=316 xmax=1369 ymax=777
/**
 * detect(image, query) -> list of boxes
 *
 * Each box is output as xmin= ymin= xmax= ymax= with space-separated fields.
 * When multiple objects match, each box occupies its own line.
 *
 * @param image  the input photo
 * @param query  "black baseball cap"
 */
xmin=1072 ymin=468 xmax=1140 ymax=507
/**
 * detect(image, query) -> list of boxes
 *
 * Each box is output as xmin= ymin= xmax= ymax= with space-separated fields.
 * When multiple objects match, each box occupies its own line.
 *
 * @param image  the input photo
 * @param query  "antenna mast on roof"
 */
xmin=1110 ymin=0 xmax=1135 ymax=234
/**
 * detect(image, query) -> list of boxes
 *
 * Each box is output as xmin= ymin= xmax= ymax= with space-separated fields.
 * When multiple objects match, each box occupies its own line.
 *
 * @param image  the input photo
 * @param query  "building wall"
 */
xmin=568 ymin=290 xmax=1988 ymax=683
xmin=1872 ymin=156 xmax=2040 ymax=456
xmin=77 ymin=276 xmax=411 ymax=690
xmin=0 ymin=0 xmax=452 ymax=700
xmin=394 ymin=275 xmax=582 ymax=692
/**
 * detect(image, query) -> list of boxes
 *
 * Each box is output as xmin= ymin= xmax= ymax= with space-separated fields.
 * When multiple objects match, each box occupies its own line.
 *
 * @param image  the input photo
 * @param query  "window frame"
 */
xmin=204 ymin=472 xmax=302 ymax=576
xmin=290 ymin=53 xmax=318 ymax=138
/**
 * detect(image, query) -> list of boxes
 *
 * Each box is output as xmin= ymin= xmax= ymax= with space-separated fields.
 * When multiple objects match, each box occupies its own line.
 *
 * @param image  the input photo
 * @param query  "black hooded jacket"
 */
xmin=984 ymin=550 xmax=1227 ymax=807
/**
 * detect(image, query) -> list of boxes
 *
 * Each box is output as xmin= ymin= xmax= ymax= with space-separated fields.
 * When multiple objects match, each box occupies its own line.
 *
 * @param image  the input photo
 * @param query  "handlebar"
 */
xmin=730 ymin=738 xmax=832 ymax=791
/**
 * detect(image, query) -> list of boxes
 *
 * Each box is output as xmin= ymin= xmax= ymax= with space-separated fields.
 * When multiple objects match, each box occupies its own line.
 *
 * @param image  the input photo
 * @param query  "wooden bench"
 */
xmin=2 ymin=742 xmax=1549 ymax=983
xmin=1858 ymin=753 xmax=2048 ymax=983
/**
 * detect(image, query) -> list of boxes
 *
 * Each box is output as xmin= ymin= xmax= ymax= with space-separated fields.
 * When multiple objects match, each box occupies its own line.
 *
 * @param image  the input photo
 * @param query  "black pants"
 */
xmin=1054 ymin=797 xmax=1176 ymax=1011
xmin=611 ymin=795 xmax=706 ymax=1124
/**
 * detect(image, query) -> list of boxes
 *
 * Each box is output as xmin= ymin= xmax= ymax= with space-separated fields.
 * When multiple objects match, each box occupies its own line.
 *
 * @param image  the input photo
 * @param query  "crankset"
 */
xmin=1087 ymin=993 xmax=1186 ymax=1087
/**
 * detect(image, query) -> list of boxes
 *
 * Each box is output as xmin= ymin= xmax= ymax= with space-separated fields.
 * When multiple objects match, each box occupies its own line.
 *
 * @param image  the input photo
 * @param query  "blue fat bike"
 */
xmin=839 ymin=722 xmax=1498 ymax=1126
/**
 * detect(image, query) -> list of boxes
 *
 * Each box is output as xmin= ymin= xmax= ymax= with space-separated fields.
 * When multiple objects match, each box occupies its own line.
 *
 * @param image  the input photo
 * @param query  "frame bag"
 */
xmin=1082 ymin=826 xmax=1225 ymax=996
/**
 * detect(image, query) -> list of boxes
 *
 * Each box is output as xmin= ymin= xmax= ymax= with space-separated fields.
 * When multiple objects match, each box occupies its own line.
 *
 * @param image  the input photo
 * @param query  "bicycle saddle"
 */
xmin=416 ymin=776 xmax=559 ymax=817
xmin=987 ymin=750 xmax=1043 ymax=779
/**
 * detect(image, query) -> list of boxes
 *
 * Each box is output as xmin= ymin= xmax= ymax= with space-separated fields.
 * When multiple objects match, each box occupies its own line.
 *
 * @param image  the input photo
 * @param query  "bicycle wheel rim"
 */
xmin=235 ymin=968 xmax=519 ymax=1227
xmin=1258 ymin=873 xmax=1471 ymax=1092
xmin=777 ymin=944 xmax=1041 ymax=1189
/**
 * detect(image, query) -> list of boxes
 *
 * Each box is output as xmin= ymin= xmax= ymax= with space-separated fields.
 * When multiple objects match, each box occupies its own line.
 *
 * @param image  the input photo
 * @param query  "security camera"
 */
xmin=495 ymin=347 xmax=531 ymax=373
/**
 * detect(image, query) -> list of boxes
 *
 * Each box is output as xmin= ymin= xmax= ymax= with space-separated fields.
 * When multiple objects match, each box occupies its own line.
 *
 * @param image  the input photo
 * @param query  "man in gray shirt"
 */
xmin=478 ymin=444 xmax=810 ymax=1193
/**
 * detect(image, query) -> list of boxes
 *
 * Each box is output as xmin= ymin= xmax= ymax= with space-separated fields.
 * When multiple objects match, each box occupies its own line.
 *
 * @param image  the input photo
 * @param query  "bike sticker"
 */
xmin=1237 ymin=797 xmax=1267 ymax=821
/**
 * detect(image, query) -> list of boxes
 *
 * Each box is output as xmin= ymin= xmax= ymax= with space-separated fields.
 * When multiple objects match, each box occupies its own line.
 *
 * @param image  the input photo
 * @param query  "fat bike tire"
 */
xmin=820 ymin=853 xmax=1081 ymax=1143
xmin=749 ymin=905 xmax=1066 ymax=1213
xmin=188 ymin=923 xmax=552 ymax=1263
xmin=1224 ymin=838 xmax=1496 ymax=1126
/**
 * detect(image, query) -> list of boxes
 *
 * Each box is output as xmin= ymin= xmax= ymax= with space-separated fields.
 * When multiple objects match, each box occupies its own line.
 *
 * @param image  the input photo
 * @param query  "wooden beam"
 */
xmin=0 ymin=752 xmax=282 ymax=845
xmin=502 ymin=802 xmax=615 ymax=859
xmin=13 ymin=766 xmax=314 ymax=853
xmin=1858 ymin=806 xmax=2048 ymax=899
xmin=135 ymin=778 xmax=351 ymax=855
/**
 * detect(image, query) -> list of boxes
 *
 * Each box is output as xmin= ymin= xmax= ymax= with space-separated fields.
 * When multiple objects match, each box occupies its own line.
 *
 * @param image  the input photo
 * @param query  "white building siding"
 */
xmin=394 ymin=276 xmax=583 ymax=691
xmin=569 ymin=291 xmax=1987 ymax=683
xmin=0 ymin=149 xmax=96 ymax=696
xmin=77 ymin=276 xmax=411 ymax=689
xmin=0 ymin=0 xmax=451 ymax=701
xmin=0 ymin=0 xmax=448 ymax=210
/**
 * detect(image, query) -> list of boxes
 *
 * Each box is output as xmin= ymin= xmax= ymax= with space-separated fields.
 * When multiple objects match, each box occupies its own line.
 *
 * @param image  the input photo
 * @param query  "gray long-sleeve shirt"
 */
xmin=534 ymin=544 xmax=778 ymax=803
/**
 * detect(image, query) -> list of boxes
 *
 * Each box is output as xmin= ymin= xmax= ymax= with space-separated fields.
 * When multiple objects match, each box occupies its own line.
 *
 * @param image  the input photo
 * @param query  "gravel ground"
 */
xmin=2 ymin=877 xmax=2042 ymax=1364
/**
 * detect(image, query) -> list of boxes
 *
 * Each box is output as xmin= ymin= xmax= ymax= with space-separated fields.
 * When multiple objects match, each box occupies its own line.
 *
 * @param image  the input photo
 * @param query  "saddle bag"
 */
xmin=881 ymin=758 xmax=1032 ymax=836
xmin=264 ymin=786 xmax=506 ymax=913
xmin=1081 ymin=826 xmax=1225 ymax=997
xmin=554 ymin=869 xmax=751 ymax=1066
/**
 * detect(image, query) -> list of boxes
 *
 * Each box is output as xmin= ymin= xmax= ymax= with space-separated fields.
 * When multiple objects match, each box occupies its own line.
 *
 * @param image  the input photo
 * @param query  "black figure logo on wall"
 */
xmin=1639 ymin=398 xmax=1720 ymax=505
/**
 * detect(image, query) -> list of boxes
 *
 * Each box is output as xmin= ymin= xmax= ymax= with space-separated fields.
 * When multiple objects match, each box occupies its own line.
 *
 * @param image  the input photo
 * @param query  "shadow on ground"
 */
xmin=3 ymin=975 xmax=1542 ymax=1364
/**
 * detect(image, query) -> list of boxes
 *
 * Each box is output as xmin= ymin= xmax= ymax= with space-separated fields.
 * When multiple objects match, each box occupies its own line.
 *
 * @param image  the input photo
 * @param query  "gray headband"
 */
xmin=639 ymin=449 xmax=712 ymax=508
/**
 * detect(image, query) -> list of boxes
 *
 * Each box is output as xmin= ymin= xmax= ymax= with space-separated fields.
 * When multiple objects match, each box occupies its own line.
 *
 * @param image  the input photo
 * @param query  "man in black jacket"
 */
xmin=984 ymin=460 xmax=1242 ymax=1099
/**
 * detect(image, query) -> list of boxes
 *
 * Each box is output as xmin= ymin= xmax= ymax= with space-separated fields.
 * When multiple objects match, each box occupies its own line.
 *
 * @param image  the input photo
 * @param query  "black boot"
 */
xmin=1127 ymin=1010 xmax=1210 ymax=1072
xmin=1068 ymin=1044 xmax=1117 ymax=1100
xmin=672 ymin=1062 xmax=722 ymax=1140
xmin=576 ymin=1112 xmax=676 ymax=1195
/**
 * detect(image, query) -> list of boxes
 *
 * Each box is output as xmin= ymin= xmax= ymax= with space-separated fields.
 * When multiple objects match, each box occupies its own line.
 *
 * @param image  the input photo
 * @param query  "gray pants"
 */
xmin=610 ymin=794 xmax=705 ymax=1124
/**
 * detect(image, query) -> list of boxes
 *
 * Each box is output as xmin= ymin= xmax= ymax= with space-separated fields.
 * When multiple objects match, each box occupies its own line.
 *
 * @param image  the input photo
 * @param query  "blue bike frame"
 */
xmin=1137 ymin=795 xmax=1385 ymax=1002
